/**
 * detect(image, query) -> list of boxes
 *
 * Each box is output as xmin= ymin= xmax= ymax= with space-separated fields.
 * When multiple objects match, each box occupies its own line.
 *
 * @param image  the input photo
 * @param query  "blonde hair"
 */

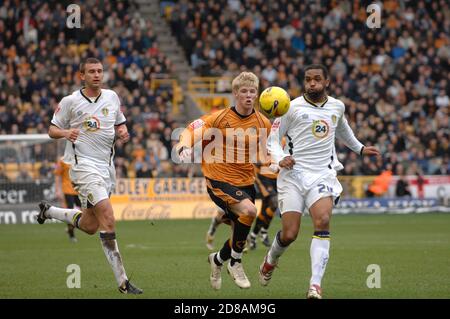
xmin=231 ymin=72 xmax=259 ymax=92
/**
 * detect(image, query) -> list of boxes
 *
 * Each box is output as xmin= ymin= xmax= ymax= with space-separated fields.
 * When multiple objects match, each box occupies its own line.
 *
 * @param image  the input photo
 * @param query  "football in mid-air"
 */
xmin=259 ymin=86 xmax=291 ymax=118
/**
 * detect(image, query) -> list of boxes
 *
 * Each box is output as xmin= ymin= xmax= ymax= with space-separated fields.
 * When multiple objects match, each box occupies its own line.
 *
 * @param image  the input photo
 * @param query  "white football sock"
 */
xmin=310 ymin=232 xmax=330 ymax=286
xmin=46 ymin=206 xmax=82 ymax=226
xmin=100 ymin=232 xmax=128 ymax=287
xmin=231 ymin=249 xmax=243 ymax=261
xmin=267 ymin=231 xmax=288 ymax=265
xmin=216 ymin=251 xmax=225 ymax=264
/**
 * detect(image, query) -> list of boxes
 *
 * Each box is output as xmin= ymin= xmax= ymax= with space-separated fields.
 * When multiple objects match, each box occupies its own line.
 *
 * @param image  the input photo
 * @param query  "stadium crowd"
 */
xmin=166 ymin=0 xmax=450 ymax=176
xmin=0 ymin=0 xmax=449 ymax=182
xmin=0 ymin=0 xmax=192 ymax=180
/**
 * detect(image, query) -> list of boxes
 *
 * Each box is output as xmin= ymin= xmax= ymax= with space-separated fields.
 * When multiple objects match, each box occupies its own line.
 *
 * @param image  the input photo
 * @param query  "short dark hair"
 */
xmin=304 ymin=64 xmax=329 ymax=79
xmin=79 ymin=57 xmax=102 ymax=74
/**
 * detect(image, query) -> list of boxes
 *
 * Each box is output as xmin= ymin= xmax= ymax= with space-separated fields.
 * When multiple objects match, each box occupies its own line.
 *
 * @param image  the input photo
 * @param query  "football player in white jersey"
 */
xmin=36 ymin=58 xmax=142 ymax=294
xmin=258 ymin=64 xmax=380 ymax=299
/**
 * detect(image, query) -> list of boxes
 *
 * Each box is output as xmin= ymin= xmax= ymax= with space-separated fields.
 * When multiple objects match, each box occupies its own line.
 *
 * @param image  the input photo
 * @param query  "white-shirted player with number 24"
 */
xmin=259 ymin=64 xmax=380 ymax=299
xmin=36 ymin=57 xmax=142 ymax=294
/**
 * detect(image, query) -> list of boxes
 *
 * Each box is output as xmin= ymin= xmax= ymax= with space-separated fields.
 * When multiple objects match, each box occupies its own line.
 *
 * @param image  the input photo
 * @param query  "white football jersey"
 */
xmin=51 ymin=88 xmax=126 ymax=165
xmin=268 ymin=95 xmax=364 ymax=173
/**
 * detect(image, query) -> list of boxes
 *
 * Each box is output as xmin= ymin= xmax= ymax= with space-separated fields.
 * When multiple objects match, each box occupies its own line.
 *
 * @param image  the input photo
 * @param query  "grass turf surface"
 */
xmin=0 ymin=213 xmax=449 ymax=299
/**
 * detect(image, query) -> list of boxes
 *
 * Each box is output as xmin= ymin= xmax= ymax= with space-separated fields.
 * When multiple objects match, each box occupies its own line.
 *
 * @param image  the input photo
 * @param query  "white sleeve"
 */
xmin=336 ymin=113 xmax=364 ymax=154
xmin=51 ymin=96 xmax=72 ymax=129
xmin=267 ymin=113 xmax=290 ymax=165
xmin=113 ymin=92 xmax=126 ymax=125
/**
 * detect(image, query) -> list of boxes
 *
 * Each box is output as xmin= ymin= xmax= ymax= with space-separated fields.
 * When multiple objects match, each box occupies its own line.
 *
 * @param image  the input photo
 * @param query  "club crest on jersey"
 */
xmin=312 ymin=120 xmax=329 ymax=138
xmin=83 ymin=116 xmax=100 ymax=131
xmin=101 ymin=107 xmax=109 ymax=116
xmin=332 ymin=115 xmax=337 ymax=125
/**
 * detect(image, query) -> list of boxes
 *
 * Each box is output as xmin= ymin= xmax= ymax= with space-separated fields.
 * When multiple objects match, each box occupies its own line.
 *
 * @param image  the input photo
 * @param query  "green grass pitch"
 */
xmin=1 ymin=213 xmax=449 ymax=299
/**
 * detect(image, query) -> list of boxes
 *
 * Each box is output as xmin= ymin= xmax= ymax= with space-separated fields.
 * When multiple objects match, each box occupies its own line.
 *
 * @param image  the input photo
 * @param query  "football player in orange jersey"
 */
xmin=176 ymin=72 xmax=272 ymax=290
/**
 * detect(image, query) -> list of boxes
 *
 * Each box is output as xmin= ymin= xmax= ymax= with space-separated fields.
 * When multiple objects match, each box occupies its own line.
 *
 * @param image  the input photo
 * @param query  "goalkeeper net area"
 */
xmin=0 ymin=134 xmax=64 ymax=224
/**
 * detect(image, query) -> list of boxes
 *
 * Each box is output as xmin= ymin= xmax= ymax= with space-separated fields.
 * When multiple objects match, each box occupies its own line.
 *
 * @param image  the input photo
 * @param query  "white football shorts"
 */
xmin=69 ymin=159 xmax=116 ymax=209
xmin=277 ymin=168 xmax=342 ymax=215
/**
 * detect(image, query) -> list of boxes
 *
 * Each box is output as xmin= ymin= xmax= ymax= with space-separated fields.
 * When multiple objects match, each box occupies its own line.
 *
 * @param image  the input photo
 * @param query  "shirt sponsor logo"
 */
xmin=189 ymin=119 xmax=205 ymax=130
xmin=83 ymin=116 xmax=101 ymax=131
xmin=312 ymin=120 xmax=329 ymax=138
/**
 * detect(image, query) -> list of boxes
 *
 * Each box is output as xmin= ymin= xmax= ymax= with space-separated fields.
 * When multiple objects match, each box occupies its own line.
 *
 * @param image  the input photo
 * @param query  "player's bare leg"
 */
xmin=75 ymin=207 xmax=99 ymax=234
xmin=206 ymin=209 xmax=224 ymax=250
xmin=260 ymin=211 xmax=301 ymax=286
xmin=307 ymin=196 xmax=333 ymax=299
xmin=93 ymin=199 xmax=142 ymax=294
xmin=38 ymin=200 xmax=141 ymax=293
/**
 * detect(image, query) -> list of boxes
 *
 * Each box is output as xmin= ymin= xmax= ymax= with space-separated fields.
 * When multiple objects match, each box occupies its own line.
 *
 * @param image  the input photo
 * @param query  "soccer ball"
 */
xmin=259 ymin=86 xmax=291 ymax=118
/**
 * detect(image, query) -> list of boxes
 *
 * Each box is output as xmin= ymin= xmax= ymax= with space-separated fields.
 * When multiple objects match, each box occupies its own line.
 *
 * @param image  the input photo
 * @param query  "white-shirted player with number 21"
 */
xmin=259 ymin=64 xmax=380 ymax=299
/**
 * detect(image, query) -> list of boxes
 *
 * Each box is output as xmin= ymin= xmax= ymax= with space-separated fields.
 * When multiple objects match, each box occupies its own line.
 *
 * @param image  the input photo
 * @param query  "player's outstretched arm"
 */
xmin=174 ymin=113 xmax=219 ymax=163
xmin=115 ymin=123 xmax=130 ymax=143
xmin=49 ymin=125 xmax=79 ymax=143
xmin=267 ymin=115 xmax=293 ymax=168
xmin=361 ymin=145 xmax=380 ymax=157
xmin=174 ymin=123 xmax=198 ymax=163
xmin=336 ymin=114 xmax=365 ymax=153
xmin=336 ymin=115 xmax=381 ymax=157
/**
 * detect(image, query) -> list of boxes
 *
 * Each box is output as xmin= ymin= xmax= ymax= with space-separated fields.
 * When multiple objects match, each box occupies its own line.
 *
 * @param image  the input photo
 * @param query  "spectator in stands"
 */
xmin=0 ymin=164 xmax=10 ymax=182
xmin=115 ymin=157 xmax=129 ymax=178
xmin=416 ymin=171 xmax=426 ymax=199
xmin=16 ymin=165 xmax=33 ymax=182
xmin=38 ymin=160 xmax=53 ymax=181
xmin=136 ymin=162 xmax=153 ymax=178
xmin=395 ymin=165 xmax=412 ymax=197
xmin=366 ymin=166 xmax=393 ymax=198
